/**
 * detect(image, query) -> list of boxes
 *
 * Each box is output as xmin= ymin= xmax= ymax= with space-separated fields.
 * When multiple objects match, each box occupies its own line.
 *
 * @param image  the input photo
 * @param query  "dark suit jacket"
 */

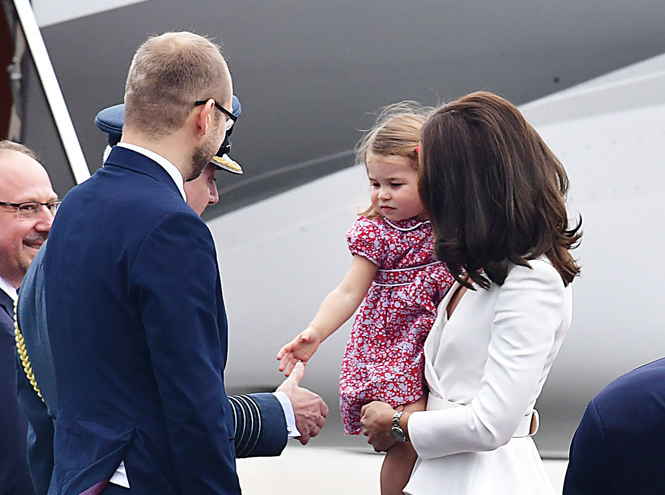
xmin=16 ymin=242 xmax=286 ymax=494
xmin=44 ymin=146 xmax=241 ymax=495
xmin=563 ymin=358 xmax=665 ymax=494
xmin=0 ymin=288 xmax=36 ymax=495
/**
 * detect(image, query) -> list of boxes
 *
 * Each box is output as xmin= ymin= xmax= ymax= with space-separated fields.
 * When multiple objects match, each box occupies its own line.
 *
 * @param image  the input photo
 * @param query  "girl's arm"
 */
xmin=277 ymin=254 xmax=378 ymax=376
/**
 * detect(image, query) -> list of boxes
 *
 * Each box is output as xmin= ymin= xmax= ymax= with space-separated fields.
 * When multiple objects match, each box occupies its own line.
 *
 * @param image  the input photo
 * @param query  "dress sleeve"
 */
xmin=408 ymin=260 xmax=568 ymax=459
xmin=346 ymin=216 xmax=385 ymax=266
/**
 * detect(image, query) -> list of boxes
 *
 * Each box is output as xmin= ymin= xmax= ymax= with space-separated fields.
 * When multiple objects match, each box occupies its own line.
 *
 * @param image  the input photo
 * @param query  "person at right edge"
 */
xmin=361 ymin=91 xmax=582 ymax=494
xmin=563 ymin=357 xmax=665 ymax=495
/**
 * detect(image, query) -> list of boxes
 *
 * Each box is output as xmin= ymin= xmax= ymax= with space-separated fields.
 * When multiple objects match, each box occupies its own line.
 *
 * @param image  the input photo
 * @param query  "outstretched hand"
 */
xmin=277 ymin=329 xmax=321 ymax=376
xmin=276 ymin=362 xmax=329 ymax=445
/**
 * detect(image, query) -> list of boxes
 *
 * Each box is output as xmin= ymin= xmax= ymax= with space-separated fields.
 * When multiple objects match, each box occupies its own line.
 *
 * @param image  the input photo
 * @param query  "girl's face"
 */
xmin=366 ymin=152 xmax=426 ymax=222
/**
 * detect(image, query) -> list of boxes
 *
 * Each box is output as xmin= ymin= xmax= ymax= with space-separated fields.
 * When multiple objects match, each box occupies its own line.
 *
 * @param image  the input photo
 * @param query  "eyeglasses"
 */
xmin=194 ymin=100 xmax=237 ymax=132
xmin=0 ymin=200 xmax=61 ymax=220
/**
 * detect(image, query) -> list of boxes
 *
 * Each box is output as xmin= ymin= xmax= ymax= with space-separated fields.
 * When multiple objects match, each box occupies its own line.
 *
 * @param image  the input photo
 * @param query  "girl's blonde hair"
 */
xmin=357 ymin=101 xmax=434 ymax=219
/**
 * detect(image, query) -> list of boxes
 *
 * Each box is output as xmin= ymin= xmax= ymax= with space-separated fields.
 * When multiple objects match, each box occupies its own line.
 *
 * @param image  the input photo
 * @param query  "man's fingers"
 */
xmin=316 ymin=417 xmax=326 ymax=430
xmin=297 ymin=435 xmax=310 ymax=446
xmin=287 ymin=361 xmax=306 ymax=386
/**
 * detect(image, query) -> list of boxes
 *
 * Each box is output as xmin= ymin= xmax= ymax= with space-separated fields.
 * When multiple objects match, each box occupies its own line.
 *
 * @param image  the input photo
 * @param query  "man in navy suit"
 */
xmin=563 ymin=358 xmax=665 ymax=494
xmin=17 ymin=246 xmax=319 ymax=494
xmin=15 ymin=104 xmax=327 ymax=493
xmin=43 ymin=32 xmax=268 ymax=494
xmin=0 ymin=141 xmax=54 ymax=495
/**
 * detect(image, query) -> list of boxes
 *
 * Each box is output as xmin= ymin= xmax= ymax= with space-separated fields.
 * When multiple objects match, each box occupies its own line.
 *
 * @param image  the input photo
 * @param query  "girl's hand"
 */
xmin=360 ymin=401 xmax=400 ymax=452
xmin=277 ymin=255 xmax=377 ymax=376
xmin=277 ymin=329 xmax=321 ymax=376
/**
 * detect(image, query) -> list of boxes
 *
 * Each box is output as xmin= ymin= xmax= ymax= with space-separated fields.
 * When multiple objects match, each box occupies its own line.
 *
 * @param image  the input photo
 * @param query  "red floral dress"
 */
xmin=340 ymin=216 xmax=455 ymax=434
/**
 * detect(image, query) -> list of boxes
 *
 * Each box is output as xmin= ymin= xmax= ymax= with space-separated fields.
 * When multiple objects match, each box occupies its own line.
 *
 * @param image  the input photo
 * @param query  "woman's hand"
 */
xmin=360 ymin=401 xmax=399 ymax=452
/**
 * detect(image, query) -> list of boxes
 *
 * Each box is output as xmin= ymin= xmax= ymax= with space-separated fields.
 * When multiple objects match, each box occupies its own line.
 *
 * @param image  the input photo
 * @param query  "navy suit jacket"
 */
xmin=16 ymin=244 xmax=286 ymax=495
xmin=0 ymin=288 xmax=35 ymax=495
xmin=44 ymin=147 xmax=241 ymax=495
xmin=564 ymin=358 xmax=665 ymax=494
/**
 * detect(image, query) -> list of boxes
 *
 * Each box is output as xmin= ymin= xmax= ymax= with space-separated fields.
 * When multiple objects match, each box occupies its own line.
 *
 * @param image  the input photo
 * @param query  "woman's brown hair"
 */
xmin=419 ymin=91 xmax=581 ymax=288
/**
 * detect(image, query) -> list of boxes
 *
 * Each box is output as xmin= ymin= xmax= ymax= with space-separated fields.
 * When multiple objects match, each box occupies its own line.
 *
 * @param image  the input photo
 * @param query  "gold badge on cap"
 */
xmin=212 ymin=154 xmax=243 ymax=174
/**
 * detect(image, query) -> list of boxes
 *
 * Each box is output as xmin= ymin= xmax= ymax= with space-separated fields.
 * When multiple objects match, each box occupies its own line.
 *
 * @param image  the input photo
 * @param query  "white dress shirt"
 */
xmin=0 ymin=275 xmax=17 ymax=302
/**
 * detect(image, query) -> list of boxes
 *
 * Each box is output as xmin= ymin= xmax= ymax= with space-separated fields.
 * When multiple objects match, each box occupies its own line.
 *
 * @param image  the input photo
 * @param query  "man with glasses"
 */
xmin=43 ymin=32 xmax=275 ymax=495
xmin=0 ymin=140 xmax=57 ymax=495
xmin=14 ymin=100 xmax=327 ymax=495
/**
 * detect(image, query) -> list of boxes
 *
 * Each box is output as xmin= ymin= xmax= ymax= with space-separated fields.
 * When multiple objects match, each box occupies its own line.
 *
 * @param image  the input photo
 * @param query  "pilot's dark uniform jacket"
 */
xmin=563 ymin=358 xmax=665 ymax=494
xmin=16 ymin=244 xmax=289 ymax=494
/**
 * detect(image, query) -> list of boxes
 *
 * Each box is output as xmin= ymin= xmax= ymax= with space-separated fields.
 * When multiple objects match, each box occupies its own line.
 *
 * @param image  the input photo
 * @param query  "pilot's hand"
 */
xmin=277 ymin=328 xmax=321 ymax=376
xmin=276 ymin=361 xmax=328 ymax=445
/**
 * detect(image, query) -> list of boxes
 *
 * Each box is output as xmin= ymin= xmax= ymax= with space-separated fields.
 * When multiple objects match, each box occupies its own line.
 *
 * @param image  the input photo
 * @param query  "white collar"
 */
xmin=384 ymin=218 xmax=430 ymax=232
xmin=0 ymin=275 xmax=17 ymax=301
xmin=116 ymin=143 xmax=187 ymax=202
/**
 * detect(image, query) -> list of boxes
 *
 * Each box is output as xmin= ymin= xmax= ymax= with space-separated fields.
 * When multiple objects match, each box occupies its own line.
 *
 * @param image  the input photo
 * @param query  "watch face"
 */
xmin=391 ymin=426 xmax=407 ymax=443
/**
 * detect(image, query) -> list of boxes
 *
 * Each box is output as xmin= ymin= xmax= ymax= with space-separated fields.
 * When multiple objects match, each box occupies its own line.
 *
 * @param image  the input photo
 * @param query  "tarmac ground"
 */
xmin=236 ymin=445 xmax=568 ymax=494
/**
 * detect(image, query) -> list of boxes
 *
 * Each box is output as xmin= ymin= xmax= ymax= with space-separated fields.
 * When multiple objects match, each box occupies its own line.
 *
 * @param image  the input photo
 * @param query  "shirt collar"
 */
xmin=116 ymin=143 xmax=187 ymax=202
xmin=0 ymin=275 xmax=17 ymax=301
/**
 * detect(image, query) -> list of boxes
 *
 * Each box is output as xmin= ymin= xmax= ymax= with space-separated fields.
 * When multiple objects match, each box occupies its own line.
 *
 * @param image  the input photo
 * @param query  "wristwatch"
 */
xmin=391 ymin=411 xmax=409 ymax=442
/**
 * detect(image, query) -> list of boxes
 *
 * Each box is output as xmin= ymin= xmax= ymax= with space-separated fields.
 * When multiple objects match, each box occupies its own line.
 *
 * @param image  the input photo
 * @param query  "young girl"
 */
xmin=277 ymin=102 xmax=455 ymax=495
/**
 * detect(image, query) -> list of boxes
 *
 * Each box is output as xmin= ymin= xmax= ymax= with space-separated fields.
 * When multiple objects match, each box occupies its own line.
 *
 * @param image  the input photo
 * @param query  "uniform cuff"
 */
xmin=273 ymin=391 xmax=301 ymax=439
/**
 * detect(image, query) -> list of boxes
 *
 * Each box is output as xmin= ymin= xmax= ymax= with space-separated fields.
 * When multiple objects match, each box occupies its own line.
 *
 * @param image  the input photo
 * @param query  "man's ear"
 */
xmin=193 ymin=99 xmax=215 ymax=138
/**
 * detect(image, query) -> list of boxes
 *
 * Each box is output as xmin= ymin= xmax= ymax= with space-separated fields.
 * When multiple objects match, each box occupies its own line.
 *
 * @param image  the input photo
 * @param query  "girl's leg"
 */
xmin=380 ymin=397 xmax=426 ymax=495
xmin=380 ymin=441 xmax=417 ymax=495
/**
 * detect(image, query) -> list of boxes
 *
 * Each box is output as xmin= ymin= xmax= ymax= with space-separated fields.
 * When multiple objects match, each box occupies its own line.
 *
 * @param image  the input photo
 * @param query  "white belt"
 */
xmin=427 ymin=393 xmax=539 ymax=438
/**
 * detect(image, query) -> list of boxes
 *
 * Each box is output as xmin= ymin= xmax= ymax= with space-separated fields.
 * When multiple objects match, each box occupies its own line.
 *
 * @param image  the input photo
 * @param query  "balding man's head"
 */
xmin=0 ymin=142 xmax=57 ymax=288
xmin=123 ymin=32 xmax=232 ymax=138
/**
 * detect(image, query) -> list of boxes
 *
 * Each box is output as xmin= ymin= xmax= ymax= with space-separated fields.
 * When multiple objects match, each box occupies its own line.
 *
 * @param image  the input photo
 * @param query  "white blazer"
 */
xmin=405 ymin=257 xmax=572 ymax=495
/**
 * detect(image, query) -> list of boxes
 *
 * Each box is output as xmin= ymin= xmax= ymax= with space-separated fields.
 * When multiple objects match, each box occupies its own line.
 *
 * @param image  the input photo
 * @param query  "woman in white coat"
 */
xmin=360 ymin=91 xmax=582 ymax=495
